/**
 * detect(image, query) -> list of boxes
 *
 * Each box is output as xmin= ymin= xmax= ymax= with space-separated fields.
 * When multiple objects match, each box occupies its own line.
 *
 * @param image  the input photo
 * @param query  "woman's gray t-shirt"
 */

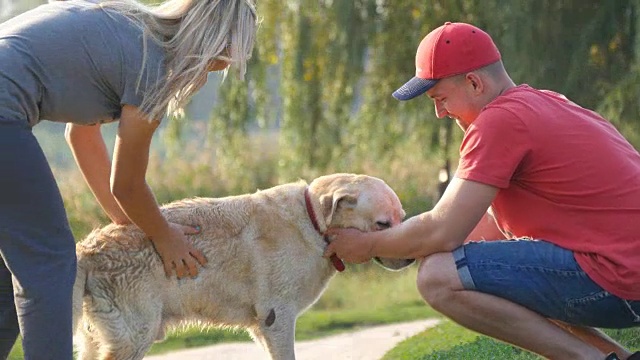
xmin=0 ymin=0 xmax=166 ymax=126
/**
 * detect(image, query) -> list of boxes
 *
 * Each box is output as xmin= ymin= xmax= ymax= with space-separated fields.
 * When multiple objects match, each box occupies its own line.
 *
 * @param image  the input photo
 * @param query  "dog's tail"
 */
xmin=72 ymin=261 xmax=88 ymax=336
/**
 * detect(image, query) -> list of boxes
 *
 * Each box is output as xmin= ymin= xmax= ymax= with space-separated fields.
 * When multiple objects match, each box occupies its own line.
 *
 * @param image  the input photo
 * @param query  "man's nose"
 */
xmin=434 ymin=100 xmax=448 ymax=118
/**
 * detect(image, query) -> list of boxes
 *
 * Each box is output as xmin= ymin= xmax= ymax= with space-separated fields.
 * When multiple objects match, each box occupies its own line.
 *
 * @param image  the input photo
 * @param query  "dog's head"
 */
xmin=308 ymin=173 xmax=415 ymax=271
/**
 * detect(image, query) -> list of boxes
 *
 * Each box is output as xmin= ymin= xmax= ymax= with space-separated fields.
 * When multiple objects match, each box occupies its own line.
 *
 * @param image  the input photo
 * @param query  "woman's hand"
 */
xmin=323 ymin=228 xmax=375 ymax=264
xmin=150 ymin=223 xmax=207 ymax=279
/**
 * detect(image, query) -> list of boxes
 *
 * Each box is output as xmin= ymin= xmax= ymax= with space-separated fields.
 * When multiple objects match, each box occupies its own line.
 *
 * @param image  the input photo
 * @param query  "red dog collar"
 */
xmin=304 ymin=187 xmax=345 ymax=272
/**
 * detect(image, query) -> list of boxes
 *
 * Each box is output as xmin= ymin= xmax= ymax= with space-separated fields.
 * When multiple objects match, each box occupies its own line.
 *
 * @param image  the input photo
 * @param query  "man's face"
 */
xmin=425 ymin=74 xmax=480 ymax=128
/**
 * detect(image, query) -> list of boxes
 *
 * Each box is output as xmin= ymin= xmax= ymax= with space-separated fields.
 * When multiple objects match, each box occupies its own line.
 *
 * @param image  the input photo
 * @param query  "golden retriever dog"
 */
xmin=72 ymin=173 xmax=414 ymax=360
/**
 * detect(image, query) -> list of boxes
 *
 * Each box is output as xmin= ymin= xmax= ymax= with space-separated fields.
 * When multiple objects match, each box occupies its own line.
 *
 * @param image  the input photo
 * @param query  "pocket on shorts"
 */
xmin=566 ymin=291 xmax=640 ymax=328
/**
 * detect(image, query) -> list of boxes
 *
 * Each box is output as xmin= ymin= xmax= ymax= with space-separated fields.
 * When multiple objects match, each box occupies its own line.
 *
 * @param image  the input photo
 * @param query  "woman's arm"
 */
xmin=110 ymin=105 xmax=207 ymax=278
xmin=65 ymin=123 xmax=130 ymax=224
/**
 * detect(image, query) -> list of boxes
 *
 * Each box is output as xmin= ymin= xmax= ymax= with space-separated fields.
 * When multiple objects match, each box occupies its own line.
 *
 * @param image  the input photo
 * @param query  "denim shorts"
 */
xmin=453 ymin=239 xmax=640 ymax=328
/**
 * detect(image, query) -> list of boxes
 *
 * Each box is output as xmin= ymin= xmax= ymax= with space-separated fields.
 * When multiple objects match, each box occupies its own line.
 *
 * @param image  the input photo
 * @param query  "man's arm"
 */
xmin=372 ymin=177 xmax=499 ymax=258
xmin=65 ymin=123 xmax=130 ymax=224
xmin=465 ymin=210 xmax=506 ymax=242
xmin=324 ymin=177 xmax=499 ymax=262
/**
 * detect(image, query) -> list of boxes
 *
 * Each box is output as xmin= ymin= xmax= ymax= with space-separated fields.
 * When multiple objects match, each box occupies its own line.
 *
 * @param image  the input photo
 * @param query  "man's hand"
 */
xmin=323 ymin=228 xmax=375 ymax=264
xmin=150 ymin=223 xmax=207 ymax=279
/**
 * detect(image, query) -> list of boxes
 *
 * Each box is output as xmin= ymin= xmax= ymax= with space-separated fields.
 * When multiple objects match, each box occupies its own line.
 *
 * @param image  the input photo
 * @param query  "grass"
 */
xmin=9 ymin=315 xmax=640 ymax=359
xmin=383 ymin=319 xmax=640 ymax=360
xmin=8 ymin=264 xmax=434 ymax=358
xmin=146 ymin=264 xmax=435 ymax=355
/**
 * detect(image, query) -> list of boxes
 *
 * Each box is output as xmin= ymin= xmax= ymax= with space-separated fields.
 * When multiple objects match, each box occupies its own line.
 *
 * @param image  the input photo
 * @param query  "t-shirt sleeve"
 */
xmin=455 ymin=107 xmax=531 ymax=189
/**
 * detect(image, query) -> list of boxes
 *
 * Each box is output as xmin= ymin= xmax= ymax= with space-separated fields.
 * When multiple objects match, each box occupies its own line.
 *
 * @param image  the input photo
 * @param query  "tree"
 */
xmin=207 ymin=0 xmax=639 ymax=182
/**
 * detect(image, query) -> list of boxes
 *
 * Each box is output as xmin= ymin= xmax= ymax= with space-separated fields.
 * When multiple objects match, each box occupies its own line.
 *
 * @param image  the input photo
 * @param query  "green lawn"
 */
xmin=9 ymin=263 xmax=434 ymax=358
xmin=383 ymin=319 xmax=640 ymax=360
xmin=7 ymin=262 xmax=640 ymax=359
xmin=147 ymin=264 xmax=436 ymax=355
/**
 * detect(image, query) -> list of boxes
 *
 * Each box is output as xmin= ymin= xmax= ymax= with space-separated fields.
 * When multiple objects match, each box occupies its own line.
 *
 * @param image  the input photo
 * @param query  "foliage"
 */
xmin=36 ymin=1 xmax=640 ymax=221
xmin=52 ymin=124 xmax=440 ymax=241
xmin=158 ymin=0 xmax=640 ymax=186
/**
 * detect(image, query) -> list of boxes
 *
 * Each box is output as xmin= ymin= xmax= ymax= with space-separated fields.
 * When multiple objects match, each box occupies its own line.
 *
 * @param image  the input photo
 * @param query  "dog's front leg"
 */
xmin=75 ymin=327 xmax=101 ymax=360
xmin=251 ymin=305 xmax=297 ymax=360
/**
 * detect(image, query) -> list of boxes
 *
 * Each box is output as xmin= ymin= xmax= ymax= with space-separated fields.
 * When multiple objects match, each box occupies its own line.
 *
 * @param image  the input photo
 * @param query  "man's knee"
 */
xmin=416 ymin=252 xmax=463 ymax=309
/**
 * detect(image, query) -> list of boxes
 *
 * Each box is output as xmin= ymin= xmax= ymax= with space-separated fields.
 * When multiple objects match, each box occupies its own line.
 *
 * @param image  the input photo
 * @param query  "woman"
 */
xmin=0 ymin=0 xmax=257 ymax=358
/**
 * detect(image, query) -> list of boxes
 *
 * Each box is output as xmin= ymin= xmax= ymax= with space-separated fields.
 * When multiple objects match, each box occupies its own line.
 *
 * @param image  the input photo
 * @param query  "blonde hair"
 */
xmin=100 ymin=0 xmax=258 ymax=120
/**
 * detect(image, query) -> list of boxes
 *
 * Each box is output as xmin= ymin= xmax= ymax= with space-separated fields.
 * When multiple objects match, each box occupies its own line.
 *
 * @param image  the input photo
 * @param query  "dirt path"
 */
xmin=144 ymin=318 xmax=440 ymax=360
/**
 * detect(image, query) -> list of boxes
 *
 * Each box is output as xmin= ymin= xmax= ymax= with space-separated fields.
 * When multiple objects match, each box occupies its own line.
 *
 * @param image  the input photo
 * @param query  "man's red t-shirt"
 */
xmin=456 ymin=84 xmax=640 ymax=300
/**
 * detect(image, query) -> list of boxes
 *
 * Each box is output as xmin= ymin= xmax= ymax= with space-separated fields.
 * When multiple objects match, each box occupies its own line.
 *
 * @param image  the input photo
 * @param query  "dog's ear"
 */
xmin=320 ymin=189 xmax=358 ymax=226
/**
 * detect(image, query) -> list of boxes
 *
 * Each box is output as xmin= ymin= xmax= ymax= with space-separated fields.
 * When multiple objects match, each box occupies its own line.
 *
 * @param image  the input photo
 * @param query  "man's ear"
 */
xmin=466 ymin=72 xmax=483 ymax=93
xmin=320 ymin=190 xmax=358 ymax=226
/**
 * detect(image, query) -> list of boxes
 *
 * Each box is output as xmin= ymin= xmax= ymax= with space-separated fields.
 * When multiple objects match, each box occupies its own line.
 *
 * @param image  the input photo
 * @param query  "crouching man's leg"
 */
xmin=416 ymin=239 xmax=635 ymax=360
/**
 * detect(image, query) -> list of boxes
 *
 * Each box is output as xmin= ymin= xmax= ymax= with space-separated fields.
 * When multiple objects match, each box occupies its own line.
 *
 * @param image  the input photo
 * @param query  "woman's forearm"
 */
xmin=110 ymin=179 xmax=171 ymax=241
xmin=109 ymin=104 xmax=175 ymax=240
xmin=65 ymin=123 xmax=130 ymax=224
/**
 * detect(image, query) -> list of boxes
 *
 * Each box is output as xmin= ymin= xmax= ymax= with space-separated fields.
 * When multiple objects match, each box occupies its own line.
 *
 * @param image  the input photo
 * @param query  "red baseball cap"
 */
xmin=392 ymin=22 xmax=501 ymax=101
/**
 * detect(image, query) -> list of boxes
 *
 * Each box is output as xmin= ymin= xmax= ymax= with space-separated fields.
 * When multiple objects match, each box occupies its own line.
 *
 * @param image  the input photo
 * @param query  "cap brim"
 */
xmin=392 ymin=77 xmax=437 ymax=101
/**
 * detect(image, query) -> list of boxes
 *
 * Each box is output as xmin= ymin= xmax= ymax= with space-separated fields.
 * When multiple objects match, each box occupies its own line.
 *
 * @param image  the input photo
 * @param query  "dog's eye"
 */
xmin=376 ymin=221 xmax=391 ymax=230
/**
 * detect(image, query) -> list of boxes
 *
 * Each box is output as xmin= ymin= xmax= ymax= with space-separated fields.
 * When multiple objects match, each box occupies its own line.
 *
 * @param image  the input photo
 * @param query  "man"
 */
xmin=324 ymin=22 xmax=640 ymax=360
